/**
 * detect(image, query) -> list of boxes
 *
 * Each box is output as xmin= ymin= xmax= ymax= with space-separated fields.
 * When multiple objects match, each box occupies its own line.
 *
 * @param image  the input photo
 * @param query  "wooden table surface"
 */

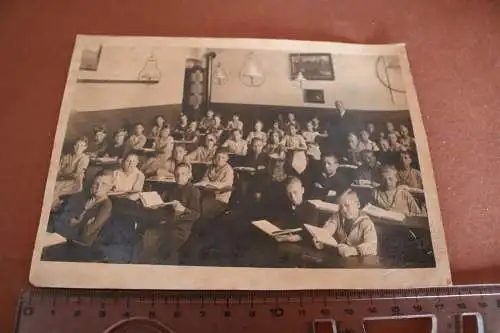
xmin=1 ymin=0 xmax=500 ymax=331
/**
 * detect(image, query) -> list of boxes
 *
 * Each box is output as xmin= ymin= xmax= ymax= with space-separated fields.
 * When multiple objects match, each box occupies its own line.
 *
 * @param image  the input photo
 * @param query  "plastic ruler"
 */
xmin=14 ymin=284 xmax=500 ymax=333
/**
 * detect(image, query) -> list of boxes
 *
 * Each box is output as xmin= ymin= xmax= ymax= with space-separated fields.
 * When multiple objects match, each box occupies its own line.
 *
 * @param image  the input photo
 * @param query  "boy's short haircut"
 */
xmin=76 ymin=136 xmax=89 ymax=145
xmin=338 ymin=189 xmax=360 ymax=205
xmin=93 ymin=126 xmax=107 ymax=134
xmin=381 ymin=164 xmax=398 ymax=175
xmin=284 ymin=176 xmax=303 ymax=189
xmin=322 ymin=152 xmax=339 ymax=162
xmin=216 ymin=147 xmax=230 ymax=155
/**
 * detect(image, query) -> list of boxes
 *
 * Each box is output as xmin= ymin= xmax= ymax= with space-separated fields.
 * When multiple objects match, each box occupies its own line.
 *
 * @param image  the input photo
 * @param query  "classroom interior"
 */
xmin=42 ymin=44 xmax=434 ymax=269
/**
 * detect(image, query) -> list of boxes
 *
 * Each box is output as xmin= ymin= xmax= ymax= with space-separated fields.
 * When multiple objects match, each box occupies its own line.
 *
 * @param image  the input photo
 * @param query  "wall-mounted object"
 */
xmin=293 ymin=71 xmax=307 ymax=89
xmin=375 ymin=55 xmax=405 ymax=104
xmin=212 ymin=62 xmax=228 ymax=85
xmin=138 ymin=50 xmax=162 ymax=83
xmin=303 ymin=89 xmax=325 ymax=104
xmin=290 ymin=53 xmax=334 ymax=81
xmin=239 ymin=52 xmax=265 ymax=87
xmin=79 ymin=45 xmax=102 ymax=71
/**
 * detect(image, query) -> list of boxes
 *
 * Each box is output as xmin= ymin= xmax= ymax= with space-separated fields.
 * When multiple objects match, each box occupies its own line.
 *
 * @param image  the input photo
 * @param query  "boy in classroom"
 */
xmin=87 ymin=126 xmax=108 ymax=158
xmin=357 ymin=130 xmax=379 ymax=152
xmin=150 ymin=115 xmax=166 ymax=139
xmin=111 ymin=153 xmax=145 ymax=193
xmin=285 ymin=112 xmax=301 ymax=131
xmin=186 ymin=134 xmax=218 ymax=164
xmin=157 ymin=144 xmax=190 ymax=179
xmin=126 ymin=123 xmax=147 ymax=153
xmin=366 ymin=122 xmax=376 ymax=141
xmin=372 ymin=165 xmax=422 ymax=216
xmin=141 ymin=126 xmax=175 ymax=177
xmin=207 ymin=114 xmax=224 ymax=140
xmin=199 ymin=148 xmax=234 ymax=219
xmin=246 ymin=120 xmax=268 ymax=145
xmin=385 ymin=121 xmax=400 ymax=137
xmin=355 ymin=150 xmax=382 ymax=185
xmin=397 ymin=151 xmax=423 ymax=189
xmin=377 ymin=138 xmax=397 ymax=166
xmin=387 ymin=132 xmax=403 ymax=152
xmin=52 ymin=137 xmax=90 ymax=210
xmin=311 ymin=152 xmax=350 ymax=201
xmin=53 ymin=171 xmax=114 ymax=248
xmin=267 ymin=119 xmax=285 ymax=139
xmin=183 ymin=121 xmax=200 ymax=145
xmin=104 ymin=129 xmax=128 ymax=159
xmin=226 ymin=113 xmax=244 ymax=132
xmin=172 ymin=113 xmax=189 ymax=140
xmin=345 ymin=132 xmax=362 ymax=166
xmin=399 ymin=124 xmax=415 ymax=151
xmin=313 ymin=190 xmax=378 ymax=257
xmin=141 ymin=163 xmax=201 ymax=264
xmin=199 ymin=109 xmax=216 ymax=132
xmin=222 ymin=129 xmax=248 ymax=156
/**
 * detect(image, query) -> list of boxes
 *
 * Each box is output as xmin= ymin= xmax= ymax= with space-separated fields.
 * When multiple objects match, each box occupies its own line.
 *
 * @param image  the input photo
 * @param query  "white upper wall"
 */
xmin=72 ymin=46 xmax=192 ymax=112
xmin=69 ymin=42 xmax=407 ymax=112
xmin=210 ymin=49 xmax=407 ymax=110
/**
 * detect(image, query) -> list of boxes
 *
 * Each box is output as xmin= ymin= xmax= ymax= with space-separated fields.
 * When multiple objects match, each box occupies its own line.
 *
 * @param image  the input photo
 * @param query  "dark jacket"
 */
xmin=161 ymin=182 xmax=201 ymax=223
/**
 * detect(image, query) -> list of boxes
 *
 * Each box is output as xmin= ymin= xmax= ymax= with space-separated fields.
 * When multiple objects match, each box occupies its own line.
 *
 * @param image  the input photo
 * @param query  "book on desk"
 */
xmin=251 ymin=220 xmax=303 ymax=239
xmin=138 ymin=191 xmax=175 ymax=209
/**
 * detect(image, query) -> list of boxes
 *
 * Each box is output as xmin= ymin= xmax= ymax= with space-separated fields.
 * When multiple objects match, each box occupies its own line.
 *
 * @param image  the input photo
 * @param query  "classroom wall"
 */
xmin=71 ymin=45 xmax=193 ymax=112
xmin=65 ymin=104 xmax=182 ymax=142
xmin=210 ymin=50 xmax=407 ymax=111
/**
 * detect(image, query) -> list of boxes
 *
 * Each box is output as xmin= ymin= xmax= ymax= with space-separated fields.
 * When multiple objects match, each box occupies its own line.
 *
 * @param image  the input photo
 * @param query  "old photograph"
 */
xmin=30 ymin=36 xmax=451 ymax=289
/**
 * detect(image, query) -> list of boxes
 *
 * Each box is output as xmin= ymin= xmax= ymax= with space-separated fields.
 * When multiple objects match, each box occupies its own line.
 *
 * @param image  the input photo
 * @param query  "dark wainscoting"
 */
xmin=65 ymin=104 xmax=182 ymax=142
xmin=210 ymin=103 xmax=413 ymax=136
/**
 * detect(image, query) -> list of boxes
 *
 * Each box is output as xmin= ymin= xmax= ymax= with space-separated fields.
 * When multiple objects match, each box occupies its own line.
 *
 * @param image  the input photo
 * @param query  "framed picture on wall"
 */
xmin=303 ymin=89 xmax=325 ymax=104
xmin=289 ymin=53 xmax=335 ymax=80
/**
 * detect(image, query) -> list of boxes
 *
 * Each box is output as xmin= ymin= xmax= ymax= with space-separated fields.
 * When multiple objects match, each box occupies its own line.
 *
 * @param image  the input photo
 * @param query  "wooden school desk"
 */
xmin=1 ymin=0 xmax=500 ymax=331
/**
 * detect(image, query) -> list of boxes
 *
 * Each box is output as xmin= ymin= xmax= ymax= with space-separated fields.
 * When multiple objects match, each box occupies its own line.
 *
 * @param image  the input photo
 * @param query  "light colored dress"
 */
xmin=223 ymin=139 xmax=248 ymax=156
xmin=112 ymin=168 xmax=145 ymax=192
xmin=53 ymin=153 xmax=90 ymax=207
xmin=246 ymin=131 xmax=268 ymax=144
xmin=126 ymin=134 xmax=147 ymax=151
xmin=202 ymin=164 xmax=234 ymax=203
xmin=227 ymin=120 xmax=244 ymax=131
xmin=322 ymin=213 xmax=378 ymax=256
xmin=186 ymin=146 xmax=218 ymax=164
xmin=281 ymin=134 xmax=308 ymax=174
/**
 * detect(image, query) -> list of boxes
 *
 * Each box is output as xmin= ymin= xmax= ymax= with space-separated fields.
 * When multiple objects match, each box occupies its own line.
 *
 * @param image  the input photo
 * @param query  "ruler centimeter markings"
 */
xmin=14 ymin=285 xmax=500 ymax=333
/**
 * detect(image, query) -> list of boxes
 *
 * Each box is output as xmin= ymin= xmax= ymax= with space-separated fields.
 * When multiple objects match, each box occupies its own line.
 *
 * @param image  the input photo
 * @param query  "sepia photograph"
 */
xmin=30 ymin=36 xmax=451 ymax=290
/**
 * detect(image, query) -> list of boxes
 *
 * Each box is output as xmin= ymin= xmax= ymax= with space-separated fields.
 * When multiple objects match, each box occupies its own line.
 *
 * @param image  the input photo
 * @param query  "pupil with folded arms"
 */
xmin=372 ymin=165 xmax=422 ymax=216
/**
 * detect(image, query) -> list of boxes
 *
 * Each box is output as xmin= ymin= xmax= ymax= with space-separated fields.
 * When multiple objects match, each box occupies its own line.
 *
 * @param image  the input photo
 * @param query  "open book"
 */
xmin=233 ymin=166 xmax=256 ymax=172
xmin=304 ymin=224 xmax=338 ymax=247
xmin=194 ymin=181 xmax=227 ymax=190
xmin=138 ymin=191 xmax=175 ymax=209
xmin=362 ymin=203 xmax=406 ymax=223
xmin=339 ymin=164 xmax=359 ymax=170
xmin=308 ymin=200 xmax=339 ymax=213
xmin=251 ymin=220 xmax=302 ymax=237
